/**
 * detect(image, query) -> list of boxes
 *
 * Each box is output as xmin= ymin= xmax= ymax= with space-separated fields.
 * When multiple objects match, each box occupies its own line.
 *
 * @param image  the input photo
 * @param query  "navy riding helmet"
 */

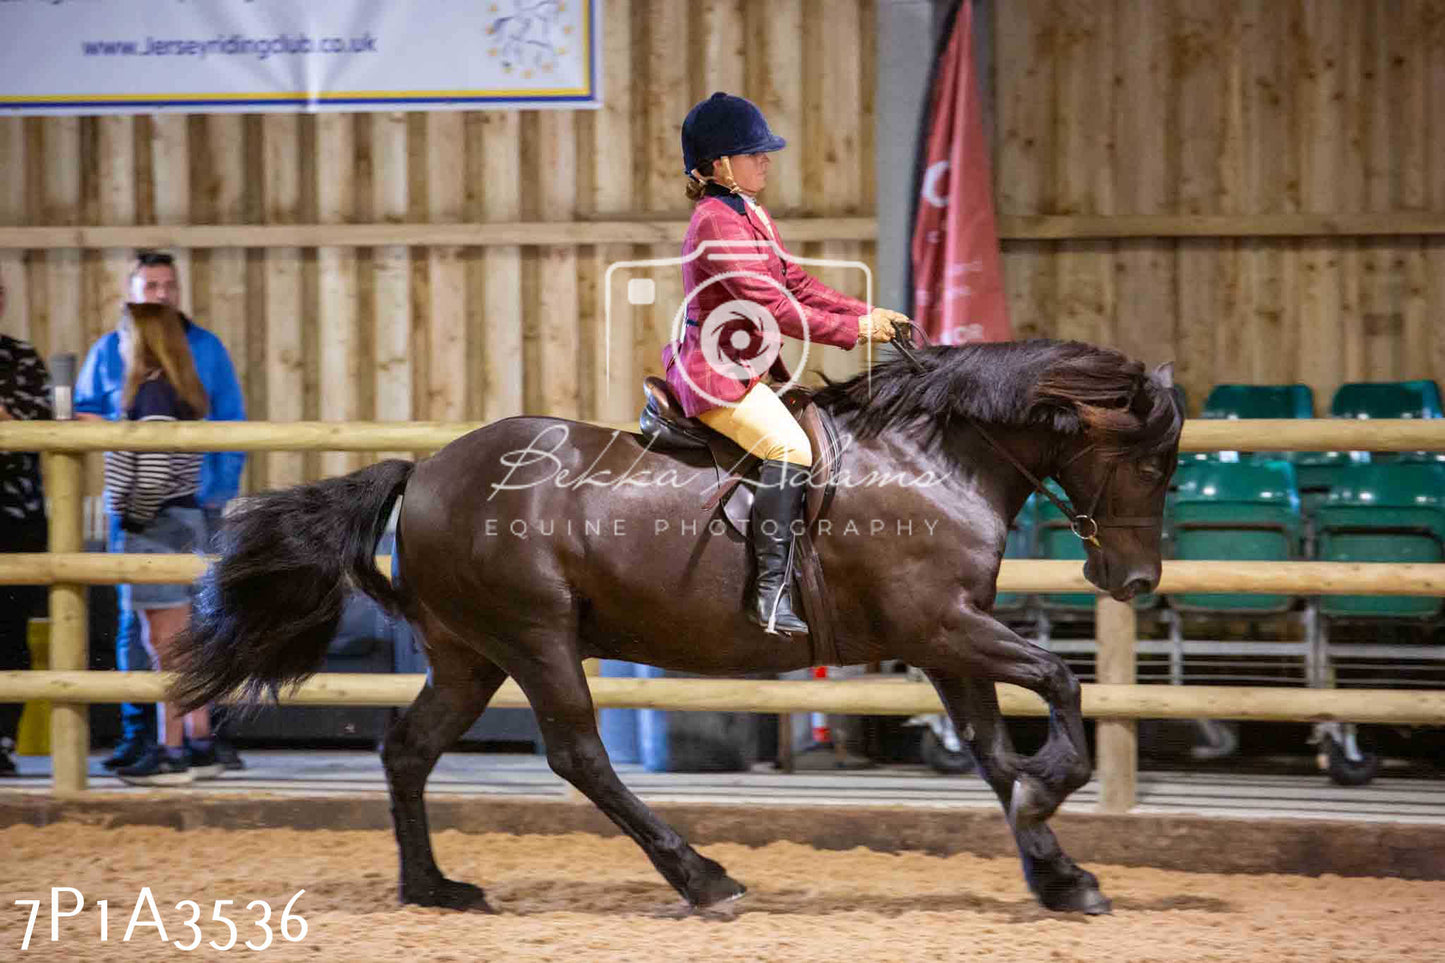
xmin=680 ymin=91 xmax=787 ymax=175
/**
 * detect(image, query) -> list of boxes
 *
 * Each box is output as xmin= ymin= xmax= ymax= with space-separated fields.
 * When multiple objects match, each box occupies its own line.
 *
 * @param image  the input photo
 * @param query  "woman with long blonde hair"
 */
xmin=104 ymin=302 xmax=215 ymax=785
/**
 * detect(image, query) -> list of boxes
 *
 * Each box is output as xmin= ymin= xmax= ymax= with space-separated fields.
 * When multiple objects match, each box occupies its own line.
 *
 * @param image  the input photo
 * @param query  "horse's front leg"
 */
xmin=924 ymin=668 xmax=1110 ymax=915
xmin=918 ymin=601 xmax=1091 ymax=826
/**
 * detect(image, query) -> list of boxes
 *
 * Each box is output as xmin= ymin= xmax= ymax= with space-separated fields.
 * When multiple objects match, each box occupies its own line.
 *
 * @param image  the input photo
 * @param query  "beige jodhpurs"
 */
xmin=696 ymin=382 xmax=812 ymax=467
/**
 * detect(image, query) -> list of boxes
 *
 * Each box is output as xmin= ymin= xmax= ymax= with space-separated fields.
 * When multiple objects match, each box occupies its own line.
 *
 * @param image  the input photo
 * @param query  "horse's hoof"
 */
xmin=400 ymin=877 xmax=495 ymax=912
xmin=1008 ymin=774 xmax=1056 ymax=827
xmin=691 ymin=874 xmax=747 ymax=909
xmin=1040 ymin=884 xmax=1112 ymax=916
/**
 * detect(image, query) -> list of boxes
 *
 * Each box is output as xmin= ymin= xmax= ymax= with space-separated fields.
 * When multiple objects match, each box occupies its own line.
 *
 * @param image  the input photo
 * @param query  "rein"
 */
xmin=887 ymin=322 xmax=1158 ymax=547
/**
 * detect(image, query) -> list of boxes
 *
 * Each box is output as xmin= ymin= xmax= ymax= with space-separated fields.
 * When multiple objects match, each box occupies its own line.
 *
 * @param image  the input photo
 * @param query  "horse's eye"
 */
xmin=1139 ymin=462 xmax=1163 ymax=480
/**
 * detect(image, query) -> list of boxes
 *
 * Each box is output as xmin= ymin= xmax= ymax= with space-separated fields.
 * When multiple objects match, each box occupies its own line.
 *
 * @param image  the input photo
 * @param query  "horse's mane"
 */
xmin=812 ymin=339 xmax=1182 ymax=458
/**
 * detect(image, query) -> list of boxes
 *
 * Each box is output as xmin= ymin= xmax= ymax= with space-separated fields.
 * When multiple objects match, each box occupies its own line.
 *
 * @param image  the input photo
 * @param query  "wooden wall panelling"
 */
xmin=261 ymin=114 xmax=304 ymax=488
xmin=1426 ymin=0 xmax=1445 ymax=391
xmin=995 ymin=0 xmax=1056 ymax=341
xmin=480 ymin=111 xmax=525 ymax=423
xmin=425 ymin=112 xmax=467 ymax=429
xmin=1395 ymin=0 xmax=1432 ymax=385
xmin=1295 ymin=0 xmax=1349 ymax=403
xmin=94 ymin=117 xmax=135 ymax=347
xmin=592 ymin=0 xmax=637 ymax=426
xmin=316 ymin=115 xmax=361 ymax=478
xmin=1111 ymin=0 xmax=1174 ymax=374
xmin=537 ymin=110 xmax=582 ymax=421
xmin=43 ymin=118 xmax=83 ymax=360
xmin=0 ymin=119 xmax=30 ymax=347
xmin=1169 ymin=0 xmax=1226 ymax=409
xmin=202 ymin=114 xmax=249 ymax=420
xmin=703 ymin=0 xmax=746 ymax=94
xmin=642 ymin=0 xmax=689 ymax=392
xmin=1053 ymin=0 xmax=1115 ymax=356
xmin=1237 ymin=0 xmax=1299 ymax=389
xmin=372 ymin=111 xmax=413 ymax=462
xmin=815 ymin=0 xmax=867 ymax=384
xmin=148 ymin=116 xmax=192 ymax=313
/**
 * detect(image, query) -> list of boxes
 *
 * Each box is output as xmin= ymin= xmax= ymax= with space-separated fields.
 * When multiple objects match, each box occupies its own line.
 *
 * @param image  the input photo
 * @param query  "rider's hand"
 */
xmin=856 ymin=308 xmax=904 ymax=344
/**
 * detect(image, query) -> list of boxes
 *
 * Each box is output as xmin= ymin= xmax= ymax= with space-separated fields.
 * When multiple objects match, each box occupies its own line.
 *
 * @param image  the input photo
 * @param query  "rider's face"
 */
xmin=726 ymin=152 xmax=771 ymax=194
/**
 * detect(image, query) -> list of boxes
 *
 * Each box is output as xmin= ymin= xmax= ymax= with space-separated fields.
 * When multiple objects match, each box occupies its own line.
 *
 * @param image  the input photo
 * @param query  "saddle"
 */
xmin=638 ymin=376 xmax=842 ymax=666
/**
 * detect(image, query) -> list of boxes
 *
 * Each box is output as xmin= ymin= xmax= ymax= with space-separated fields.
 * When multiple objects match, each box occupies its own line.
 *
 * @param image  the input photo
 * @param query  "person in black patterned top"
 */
xmin=0 ymin=279 xmax=51 ymax=777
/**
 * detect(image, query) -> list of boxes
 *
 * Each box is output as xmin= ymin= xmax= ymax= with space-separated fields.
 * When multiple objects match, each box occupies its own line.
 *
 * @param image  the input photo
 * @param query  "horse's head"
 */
xmin=812 ymin=338 xmax=1184 ymax=601
xmin=1047 ymin=361 xmax=1183 ymax=601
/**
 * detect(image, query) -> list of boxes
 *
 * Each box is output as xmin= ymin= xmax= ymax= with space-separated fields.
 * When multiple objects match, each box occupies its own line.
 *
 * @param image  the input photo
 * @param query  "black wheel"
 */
xmin=920 ymin=728 xmax=975 ymax=775
xmin=1325 ymin=734 xmax=1380 ymax=787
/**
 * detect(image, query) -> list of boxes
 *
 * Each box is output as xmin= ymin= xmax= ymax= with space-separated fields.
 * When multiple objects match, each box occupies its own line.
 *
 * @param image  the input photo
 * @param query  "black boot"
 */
xmin=748 ymin=458 xmax=810 ymax=636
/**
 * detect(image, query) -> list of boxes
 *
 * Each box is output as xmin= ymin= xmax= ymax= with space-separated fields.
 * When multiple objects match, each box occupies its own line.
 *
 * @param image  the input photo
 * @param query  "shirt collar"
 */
xmin=702 ymin=181 xmax=747 ymax=216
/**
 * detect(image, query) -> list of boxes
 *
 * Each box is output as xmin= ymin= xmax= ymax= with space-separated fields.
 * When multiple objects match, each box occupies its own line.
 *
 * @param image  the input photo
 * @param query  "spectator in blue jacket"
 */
xmin=74 ymin=251 xmax=247 ymax=773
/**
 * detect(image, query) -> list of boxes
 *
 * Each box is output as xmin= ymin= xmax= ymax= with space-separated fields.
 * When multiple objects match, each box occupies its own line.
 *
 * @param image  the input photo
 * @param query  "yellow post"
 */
xmin=15 ymin=618 xmax=51 ymax=754
xmin=1095 ymin=597 xmax=1137 ymax=813
xmin=43 ymin=451 xmax=88 ymax=795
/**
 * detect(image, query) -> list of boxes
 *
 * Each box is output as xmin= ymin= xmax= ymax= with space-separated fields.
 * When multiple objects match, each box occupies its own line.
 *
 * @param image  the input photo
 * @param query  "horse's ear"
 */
xmin=1152 ymin=362 xmax=1175 ymax=389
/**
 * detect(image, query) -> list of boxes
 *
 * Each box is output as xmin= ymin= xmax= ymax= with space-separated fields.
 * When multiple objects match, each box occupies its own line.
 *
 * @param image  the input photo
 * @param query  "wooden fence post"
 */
xmin=1095 ymin=596 xmax=1137 ymax=813
xmin=44 ymin=451 xmax=88 ymax=794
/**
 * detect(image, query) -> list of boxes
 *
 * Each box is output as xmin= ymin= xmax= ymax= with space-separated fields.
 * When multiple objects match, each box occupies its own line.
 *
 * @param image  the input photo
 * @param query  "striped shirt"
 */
xmin=102 ymin=374 xmax=202 ymax=530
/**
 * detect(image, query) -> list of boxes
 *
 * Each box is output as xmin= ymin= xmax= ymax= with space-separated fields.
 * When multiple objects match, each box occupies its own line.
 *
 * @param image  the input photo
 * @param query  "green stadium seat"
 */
xmin=1329 ymin=380 xmax=1445 ymax=465
xmin=1166 ymin=460 xmax=1304 ymax=614
xmin=1202 ymin=383 xmax=1316 ymax=421
xmin=1294 ymin=451 xmax=1372 ymax=517
xmin=1330 ymin=380 xmax=1444 ymax=420
xmin=1312 ymin=463 xmax=1445 ymax=620
xmin=1197 ymin=383 xmax=1316 ymax=466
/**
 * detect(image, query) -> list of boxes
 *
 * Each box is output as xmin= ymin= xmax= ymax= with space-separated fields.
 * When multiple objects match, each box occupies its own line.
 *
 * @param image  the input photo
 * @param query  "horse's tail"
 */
xmin=169 ymin=458 xmax=416 ymax=713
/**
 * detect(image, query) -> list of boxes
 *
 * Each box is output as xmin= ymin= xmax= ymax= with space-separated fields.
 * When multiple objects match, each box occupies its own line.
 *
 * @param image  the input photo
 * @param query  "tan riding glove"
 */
xmin=856 ymin=308 xmax=908 ymax=344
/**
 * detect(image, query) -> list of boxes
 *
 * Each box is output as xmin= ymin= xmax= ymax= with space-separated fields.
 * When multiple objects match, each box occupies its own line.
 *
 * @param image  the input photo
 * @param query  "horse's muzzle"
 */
xmin=1112 ymin=576 xmax=1157 ymax=602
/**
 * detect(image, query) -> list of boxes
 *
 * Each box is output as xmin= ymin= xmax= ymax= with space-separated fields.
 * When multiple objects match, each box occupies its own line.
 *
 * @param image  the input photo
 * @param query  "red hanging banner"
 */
xmin=910 ymin=2 xmax=1011 ymax=345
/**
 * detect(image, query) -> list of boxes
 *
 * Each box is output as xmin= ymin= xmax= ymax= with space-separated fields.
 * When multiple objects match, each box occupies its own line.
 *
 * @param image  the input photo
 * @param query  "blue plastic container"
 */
xmin=597 ymin=662 xmax=756 ymax=772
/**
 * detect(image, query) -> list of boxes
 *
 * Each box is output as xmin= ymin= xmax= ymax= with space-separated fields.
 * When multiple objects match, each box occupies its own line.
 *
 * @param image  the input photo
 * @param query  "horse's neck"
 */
xmin=832 ymin=421 xmax=1049 ymax=520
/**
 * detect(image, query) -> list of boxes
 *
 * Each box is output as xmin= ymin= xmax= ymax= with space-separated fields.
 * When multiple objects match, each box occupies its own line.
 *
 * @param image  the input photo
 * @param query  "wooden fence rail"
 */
xmin=3 ymin=212 xmax=1443 ymax=251
xmin=3 ymin=673 xmax=1443 ymax=727
xmin=1 ymin=554 xmax=1443 ymax=595
xmin=4 ymin=417 xmax=1445 ymax=453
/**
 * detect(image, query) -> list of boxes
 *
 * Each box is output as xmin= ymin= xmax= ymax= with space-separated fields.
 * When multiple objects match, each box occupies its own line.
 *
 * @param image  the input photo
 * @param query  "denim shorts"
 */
xmin=116 ymin=505 xmax=205 ymax=609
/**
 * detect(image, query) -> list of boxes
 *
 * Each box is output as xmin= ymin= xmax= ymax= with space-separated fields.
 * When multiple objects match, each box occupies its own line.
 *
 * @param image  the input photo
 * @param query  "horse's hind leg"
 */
xmin=504 ymin=637 xmax=745 ymax=909
xmin=925 ymin=669 xmax=1110 ymax=915
xmin=382 ymin=624 xmax=508 ymax=910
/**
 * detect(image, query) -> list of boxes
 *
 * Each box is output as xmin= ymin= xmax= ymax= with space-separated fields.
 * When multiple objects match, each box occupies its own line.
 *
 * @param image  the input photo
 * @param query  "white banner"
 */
xmin=0 ymin=0 xmax=600 ymax=115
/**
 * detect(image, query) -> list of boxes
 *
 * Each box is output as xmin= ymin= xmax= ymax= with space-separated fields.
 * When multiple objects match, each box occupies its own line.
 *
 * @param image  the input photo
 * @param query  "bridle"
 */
xmin=887 ymin=322 xmax=1161 ymax=547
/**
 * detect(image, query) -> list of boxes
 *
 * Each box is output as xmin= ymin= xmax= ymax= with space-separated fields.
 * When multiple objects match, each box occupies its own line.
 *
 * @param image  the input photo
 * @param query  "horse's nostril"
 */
xmin=1123 ymin=577 xmax=1154 ymax=599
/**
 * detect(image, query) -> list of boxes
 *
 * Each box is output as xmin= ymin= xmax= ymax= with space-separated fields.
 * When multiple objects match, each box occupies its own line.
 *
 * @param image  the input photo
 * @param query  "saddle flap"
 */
xmin=637 ymin=378 xmax=840 ymax=534
xmin=639 ymin=377 xmax=709 ymax=450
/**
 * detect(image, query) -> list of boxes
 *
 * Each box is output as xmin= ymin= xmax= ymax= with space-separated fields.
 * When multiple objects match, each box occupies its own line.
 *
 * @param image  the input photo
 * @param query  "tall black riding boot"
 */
xmin=748 ymin=458 xmax=810 ymax=636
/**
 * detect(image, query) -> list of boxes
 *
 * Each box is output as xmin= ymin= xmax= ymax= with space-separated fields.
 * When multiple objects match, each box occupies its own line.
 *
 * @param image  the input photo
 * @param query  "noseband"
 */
xmin=888 ymin=323 xmax=1160 ymax=547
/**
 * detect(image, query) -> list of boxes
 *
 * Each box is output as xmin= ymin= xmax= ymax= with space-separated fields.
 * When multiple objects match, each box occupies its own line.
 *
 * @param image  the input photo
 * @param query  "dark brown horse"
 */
xmin=171 ymin=339 xmax=1181 ymax=916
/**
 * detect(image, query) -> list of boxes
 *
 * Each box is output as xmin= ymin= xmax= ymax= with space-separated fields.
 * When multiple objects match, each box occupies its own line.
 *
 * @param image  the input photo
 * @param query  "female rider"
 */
xmin=663 ymin=92 xmax=907 ymax=636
